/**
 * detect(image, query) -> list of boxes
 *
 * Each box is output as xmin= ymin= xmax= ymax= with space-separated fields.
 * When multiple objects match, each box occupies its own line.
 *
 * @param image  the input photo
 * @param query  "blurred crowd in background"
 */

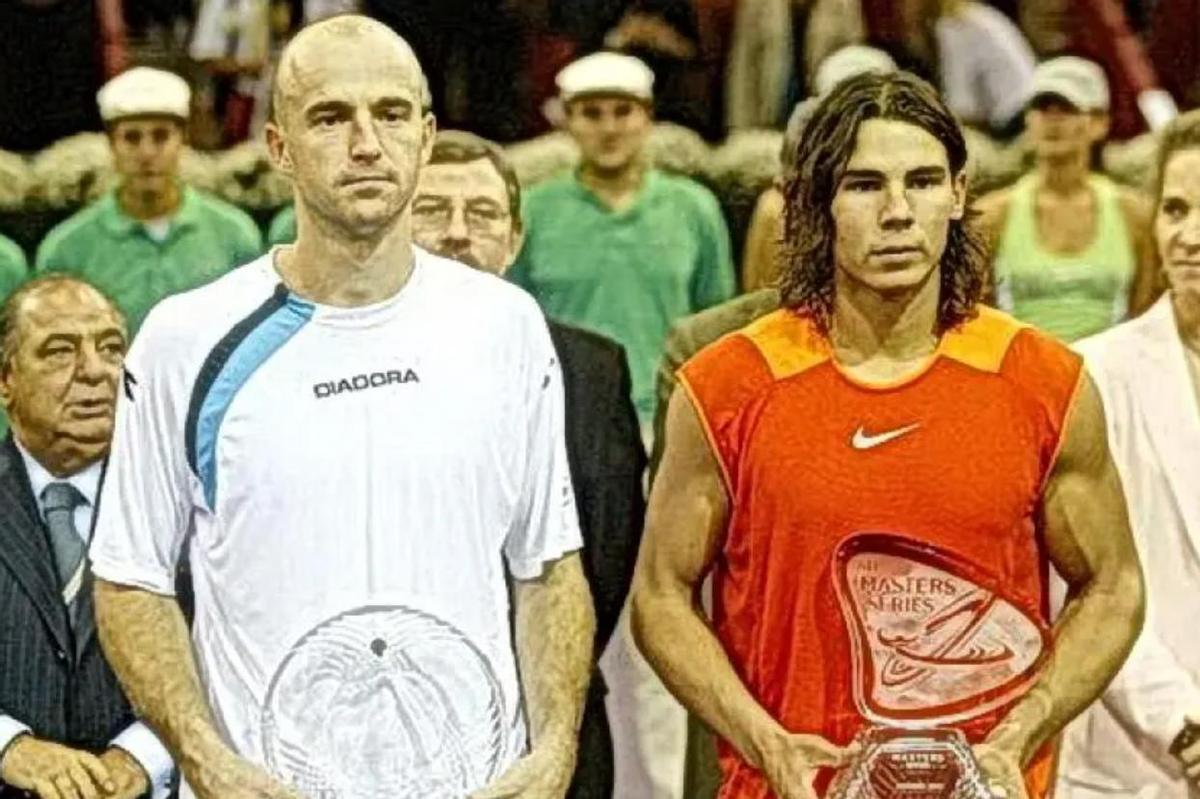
xmin=0 ymin=0 xmax=1196 ymax=152
xmin=0 ymin=2 xmax=1199 ymax=798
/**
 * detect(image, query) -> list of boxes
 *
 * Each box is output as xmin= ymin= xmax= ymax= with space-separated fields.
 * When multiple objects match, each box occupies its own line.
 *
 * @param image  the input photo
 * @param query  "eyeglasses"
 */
xmin=411 ymin=197 xmax=511 ymax=233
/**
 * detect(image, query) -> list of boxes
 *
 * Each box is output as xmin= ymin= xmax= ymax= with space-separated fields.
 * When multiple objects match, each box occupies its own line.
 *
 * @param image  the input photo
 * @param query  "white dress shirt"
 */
xmin=0 ymin=442 xmax=174 ymax=799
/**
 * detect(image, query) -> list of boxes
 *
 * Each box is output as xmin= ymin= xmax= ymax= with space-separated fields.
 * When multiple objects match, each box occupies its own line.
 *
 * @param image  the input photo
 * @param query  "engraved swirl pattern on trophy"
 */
xmin=261 ymin=605 xmax=509 ymax=798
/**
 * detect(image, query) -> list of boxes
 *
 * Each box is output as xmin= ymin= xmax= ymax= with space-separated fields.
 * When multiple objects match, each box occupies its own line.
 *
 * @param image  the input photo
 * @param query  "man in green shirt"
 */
xmin=0 ymin=234 xmax=27 ymax=303
xmin=36 ymin=67 xmax=262 ymax=334
xmin=509 ymin=52 xmax=736 ymax=438
xmin=0 ymin=233 xmax=28 ymax=438
xmin=266 ymin=205 xmax=297 ymax=247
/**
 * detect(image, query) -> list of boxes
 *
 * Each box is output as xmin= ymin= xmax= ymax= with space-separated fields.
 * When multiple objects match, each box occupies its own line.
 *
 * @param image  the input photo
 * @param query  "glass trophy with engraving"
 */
xmin=826 ymin=534 xmax=1050 ymax=799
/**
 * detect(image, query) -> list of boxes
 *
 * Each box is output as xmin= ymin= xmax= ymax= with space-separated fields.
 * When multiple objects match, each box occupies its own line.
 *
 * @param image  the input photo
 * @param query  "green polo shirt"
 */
xmin=35 ymin=186 xmax=263 ymax=333
xmin=0 ymin=233 xmax=27 ymax=303
xmin=509 ymin=169 xmax=735 ymax=428
xmin=0 ymin=234 xmax=29 ymax=439
xmin=267 ymin=205 xmax=297 ymax=246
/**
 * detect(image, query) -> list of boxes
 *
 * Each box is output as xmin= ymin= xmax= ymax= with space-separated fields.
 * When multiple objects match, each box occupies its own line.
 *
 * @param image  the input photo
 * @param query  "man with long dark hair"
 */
xmin=631 ymin=71 xmax=1144 ymax=799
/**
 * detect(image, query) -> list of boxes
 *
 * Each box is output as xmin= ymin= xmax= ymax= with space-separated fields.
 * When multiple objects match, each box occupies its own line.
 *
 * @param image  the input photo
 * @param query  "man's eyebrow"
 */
xmin=907 ymin=166 xmax=948 ymax=178
xmin=36 ymin=332 xmax=80 ymax=348
xmin=303 ymin=99 xmax=352 ymax=119
xmin=96 ymin=327 xmax=127 ymax=344
xmin=841 ymin=169 xmax=885 ymax=181
xmin=373 ymin=96 xmax=414 ymax=110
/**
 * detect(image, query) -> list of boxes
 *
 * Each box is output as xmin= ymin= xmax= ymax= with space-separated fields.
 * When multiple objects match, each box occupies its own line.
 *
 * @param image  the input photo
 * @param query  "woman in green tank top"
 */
xmin=976 ymin=57 xmax=1157 ymax=342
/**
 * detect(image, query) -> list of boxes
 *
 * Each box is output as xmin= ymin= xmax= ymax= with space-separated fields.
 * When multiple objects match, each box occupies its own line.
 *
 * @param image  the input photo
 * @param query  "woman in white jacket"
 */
xmin=1059 ymin=109 xmax=1200 ymax=798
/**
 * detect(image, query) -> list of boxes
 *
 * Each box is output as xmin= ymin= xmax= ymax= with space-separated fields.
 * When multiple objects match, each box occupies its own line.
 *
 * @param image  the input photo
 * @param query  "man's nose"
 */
xmin=76 ymin=346 xmax=111 ymax=383
xmin=880 ymin=185 xmax=915 ymax=229
xmin=350 ymin=110 xmax=383 ymax=162
xmin=444 ymin=205 xmax=471 ymax=241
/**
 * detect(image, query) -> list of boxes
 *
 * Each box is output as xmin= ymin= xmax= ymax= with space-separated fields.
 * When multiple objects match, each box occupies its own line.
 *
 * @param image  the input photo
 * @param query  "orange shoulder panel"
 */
xmin=740 ymin=308 xmax=831 ymax=380
xmin=940 ymin=306 xmax=1029 ymax=374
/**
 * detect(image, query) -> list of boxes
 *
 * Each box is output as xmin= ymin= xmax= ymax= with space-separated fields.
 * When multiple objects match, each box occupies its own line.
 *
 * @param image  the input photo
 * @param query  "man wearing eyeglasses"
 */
xmin=411 ymin=129 xmax=647 ymax=799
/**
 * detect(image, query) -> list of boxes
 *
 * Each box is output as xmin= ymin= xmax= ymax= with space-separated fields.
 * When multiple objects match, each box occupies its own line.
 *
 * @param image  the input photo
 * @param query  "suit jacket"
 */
xmin=0 ymin=438 xmax=142 ymax=795
xmin=1058 ymin=296 xmax=1200 ymax=798
xmin=548 ymin=320 xmax=646 ymax=653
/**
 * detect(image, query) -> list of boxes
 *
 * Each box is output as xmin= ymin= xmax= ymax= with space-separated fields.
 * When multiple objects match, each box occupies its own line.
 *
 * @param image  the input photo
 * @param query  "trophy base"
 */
xmin=827 ymin=727 xmax=992 ymax=799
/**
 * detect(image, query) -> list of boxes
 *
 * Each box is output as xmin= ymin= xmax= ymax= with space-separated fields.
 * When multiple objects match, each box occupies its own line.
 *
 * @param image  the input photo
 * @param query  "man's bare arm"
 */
xmin=631 ymin=390 xmax=851 ymax=798
xmin=984 ymin=374 xmax=1146 ymax=766
xmin=94 ymin=580 xmax=299 ymax=799
xmin=515 ymin=553 xmax=595 ymax=756
xmin=471 ymin=553 xmax=594 ymax=799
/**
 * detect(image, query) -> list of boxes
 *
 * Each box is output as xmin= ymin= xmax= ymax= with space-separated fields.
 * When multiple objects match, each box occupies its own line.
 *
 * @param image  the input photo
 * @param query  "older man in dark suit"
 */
xmin=411 ymin=130 xmax=647 ymax=799
xmin=0 ymin=276 xmax=173 ymax=799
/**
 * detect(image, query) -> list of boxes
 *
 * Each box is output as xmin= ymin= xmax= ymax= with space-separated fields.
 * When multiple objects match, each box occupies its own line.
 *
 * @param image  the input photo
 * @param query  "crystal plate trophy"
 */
xmin=826 ymin=534 xmax=1051 ymax=799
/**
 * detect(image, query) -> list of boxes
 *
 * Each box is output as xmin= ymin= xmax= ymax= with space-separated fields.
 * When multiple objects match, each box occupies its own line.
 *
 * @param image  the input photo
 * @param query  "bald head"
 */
xmin=271 ymin=15 xmax=431 ymax=130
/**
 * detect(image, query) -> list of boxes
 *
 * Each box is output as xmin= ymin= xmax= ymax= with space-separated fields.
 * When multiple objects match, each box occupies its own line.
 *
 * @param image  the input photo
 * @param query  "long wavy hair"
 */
xmin=779 ymin=71 xmax=987 ymax=335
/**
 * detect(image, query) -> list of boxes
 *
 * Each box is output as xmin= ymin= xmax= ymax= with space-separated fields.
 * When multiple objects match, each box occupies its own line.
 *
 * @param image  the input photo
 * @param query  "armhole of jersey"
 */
xmin=1037 ymin=364 xmax=1087 ymax=495
xmin=676 ymin=372 xmax=734 ymax=499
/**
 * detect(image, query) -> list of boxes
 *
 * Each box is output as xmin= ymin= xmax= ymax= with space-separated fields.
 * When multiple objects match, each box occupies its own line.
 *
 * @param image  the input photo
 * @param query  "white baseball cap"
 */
xmin=1029 ymin=56 xmax=1110 ymax=113
xmin=97 ymin=67 xmax=191 ymax=123
xmin=556 ymin=52 xmax=654 ymax=104
xmin=814 ymin=45 xmax=897 ymax=97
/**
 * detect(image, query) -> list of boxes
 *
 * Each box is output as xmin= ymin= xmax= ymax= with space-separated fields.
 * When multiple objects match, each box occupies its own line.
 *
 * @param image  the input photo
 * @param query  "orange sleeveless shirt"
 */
xmin=677 ymin=306 xmax=1083 ymax=799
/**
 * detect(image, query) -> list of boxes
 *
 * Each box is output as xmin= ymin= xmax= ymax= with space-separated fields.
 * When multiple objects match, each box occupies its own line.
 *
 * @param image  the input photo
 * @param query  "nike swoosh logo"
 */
xmin=850 ymin=423 xmax=921 ymax=450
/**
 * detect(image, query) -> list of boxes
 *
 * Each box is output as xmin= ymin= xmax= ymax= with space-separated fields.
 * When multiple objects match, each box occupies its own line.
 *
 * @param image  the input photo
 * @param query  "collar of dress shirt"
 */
xmin=13 ymin=438 xmax=103 ymax=515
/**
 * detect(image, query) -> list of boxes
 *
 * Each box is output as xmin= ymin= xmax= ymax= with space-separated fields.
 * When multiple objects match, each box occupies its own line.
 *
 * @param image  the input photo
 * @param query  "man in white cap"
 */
xmin=509 ymin=51 xmax=735 ymax=445
xmin=978 ymin=55 xmax=1158 ymax=343
xmin=36 ymin=67 xmax=262 ymax=335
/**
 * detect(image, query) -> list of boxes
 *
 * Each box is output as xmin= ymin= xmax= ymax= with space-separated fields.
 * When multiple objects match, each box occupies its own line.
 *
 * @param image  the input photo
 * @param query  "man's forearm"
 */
xmin=987 ymin=562 xmax=1145 ymax=765
xmin=631 ymin=585 xmax=788 ymax=771
xmin=513 ymin=555 xmax=596 ymax=751
xmin=94 ymin=580 xmax=226 ymax=774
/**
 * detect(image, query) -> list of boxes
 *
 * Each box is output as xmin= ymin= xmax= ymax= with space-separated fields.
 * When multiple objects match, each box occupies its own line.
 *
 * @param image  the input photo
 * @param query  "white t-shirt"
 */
xmin=91 ymin=247 xmax=582 ymax=799
xmin=937 ymin=1 xmax=1036 ymax=130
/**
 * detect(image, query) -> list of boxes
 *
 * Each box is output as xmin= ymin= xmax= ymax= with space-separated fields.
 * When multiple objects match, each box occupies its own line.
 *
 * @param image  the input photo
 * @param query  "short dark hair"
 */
xmin=0 ymin=276 xmax=126 ymax=376
xmin=1156 ymin=109 xmax=1200 ymax=205
xmin=429 ymin=130 xmax=522 ymax=227
xmin=779 ymin=71 xmax=986 ymax=335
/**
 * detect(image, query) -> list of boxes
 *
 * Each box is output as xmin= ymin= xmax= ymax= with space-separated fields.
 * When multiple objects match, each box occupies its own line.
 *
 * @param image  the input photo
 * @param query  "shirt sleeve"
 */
xmin=110 ymin=722 xmax=175 ymax=799
xmin=689 ymin=191 xmax=736 ymax=311
xmin=1098 ymin=621 xmax=1200 ymax=776
xmin=90 ymin=308 xmax=195 ymax=595
xmin=503 ymin=304 xmax=584 ymax=580
xmin=0 ymin=715 xmax=31 ymax=764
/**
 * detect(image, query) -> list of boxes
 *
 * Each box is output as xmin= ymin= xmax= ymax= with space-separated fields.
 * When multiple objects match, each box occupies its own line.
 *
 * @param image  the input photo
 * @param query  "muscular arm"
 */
xmin=984 ymin=374 xmax=1146 ymax=766
xmin=95 ymin=580 xmax=297 ymax=799
xmin=631 ymin=389 xmax=788 ymax=770
xmin=512 ymin=553 xmax=596 ymax=772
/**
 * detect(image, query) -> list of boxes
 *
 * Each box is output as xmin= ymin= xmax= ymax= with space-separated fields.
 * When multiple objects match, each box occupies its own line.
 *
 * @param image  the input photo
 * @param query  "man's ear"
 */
xmin=950 ymin=170 xmax=968 ymax=220
xmin=420 ymin=111 xmax=437 ymax=167
xmin=0 ymin=367 xmax=14 ymax=413
xmin=1089 ymin=112 xmax=1111 ymax=143
xmin=265 ymin=122 xmax=293 ymax=175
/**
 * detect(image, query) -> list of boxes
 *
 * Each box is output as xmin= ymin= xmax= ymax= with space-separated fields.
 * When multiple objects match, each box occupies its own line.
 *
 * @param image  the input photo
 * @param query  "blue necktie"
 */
xmin=41 ymin=481 xmax=87 ymax=628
